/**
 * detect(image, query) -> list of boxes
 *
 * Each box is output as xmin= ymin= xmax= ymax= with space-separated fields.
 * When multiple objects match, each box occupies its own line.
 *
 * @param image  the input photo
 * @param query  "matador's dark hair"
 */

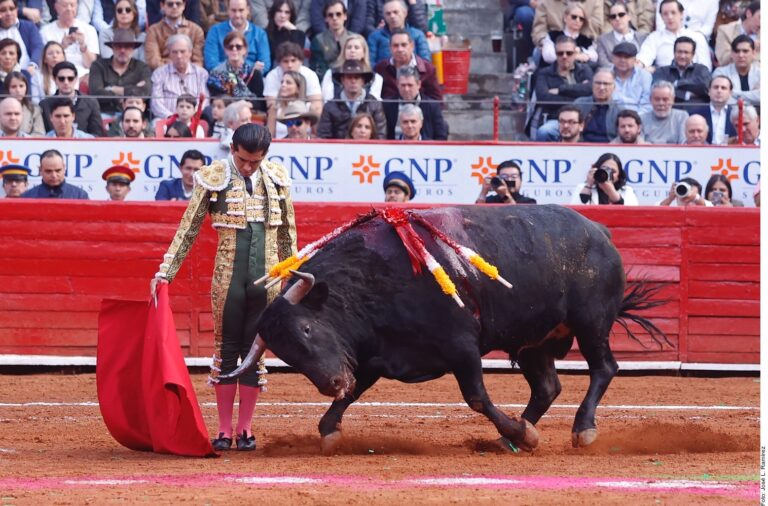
xmin=232 ymin=123 xmax=272 ymax=153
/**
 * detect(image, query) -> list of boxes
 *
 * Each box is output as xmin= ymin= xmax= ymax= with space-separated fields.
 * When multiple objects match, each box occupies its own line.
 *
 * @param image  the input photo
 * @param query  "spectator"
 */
xmin=728 ymin=104 xmax=760 ymax=145
xmin=312 ymin=0 xmax=366 ymax=36
xmin=345 ymin=110 xmax=377 ymax=139
xmin=657 ymin=176 xmax=712 ymax=206
xmin=36 ymin=40 xmax=64 ymax=97
xmin=249 ymin=0 xmax=311 ymax=33
xmin=652 ymin=36 xmax=711 ymax=109
xmin=689 ymin=75 xmax=736 ymax=146
xmin=555 ymin=104 xmax=583 ymax=143
xmin=44 ymin=96 xmax=94 ymax=138
xmin=532 ymin=0 xmax=603 ymax=49
xmin=715 ymin=1 xmax=760 ymax=66
xmin=204 ymin=0 xmax=270 ymax=75
xmin=115 ymin=105 xmax=150 ymax=137
xmin=610 ymin=108 xmax=646 ymax=144
xmin=396 ymin=102 xmax=423 ymax=140
xmin=266 ymin=0 xmax=307 ymax=66
xmin=475 ymin=159 xmax=536 ymax=205
xmin=0 ymin=96 xmax=26 ymax=136
xmin=206 ymin=30 xmax=266 ymax=110
xmin=263 ymin=41 xmax=322 ymax=121
xmin=102 ymin=165 xmax=134 ymax=201
xmin=159 ymin=93 xmax=206 ymax=137
xmin=0 ymin=163 xmax=29 ymax=197
xmin=570 ymin=152 xmax=638 ymax=205
xmin=383 ymin=65 xmax=447 ymax=140
xmin=610 ymin=42 xmax=651 ymax=114
xmin=374 ymin=28 xmax=440 ymax=101
xmin=0 ymin=0 xmax=43 ymax=70
xmin=654 ymin=0 xmax=719 ymax=42
xmin=704 ymin=174 xmax=743 ymax=207
xmin=317 ymin=58 xmax=386 ymax=138
xmin=383 ymin=170 xmax=414 ymax=202
xmin=154 ymin=148 xmax=205 ymax=200
xmin=640 ymin=80 xmax=687 ymax=144
xmin=321 ymin=33 xmax=381 ymax=101
xmin=219 ymin=98 xmax=253 ymax=146
xmin=267 ymin=70 xmax=305 ymax=137
xmin=599 ymin=0 xmax=654 ymax=35
xmin=637 ymin=0 xmax=710 ymax=72
xmin=367 ymin=0 xmax=429 ymax=65
xmin=21 ymin=148 xmax=89 ymax=199
xmin=107 ymin=96 xmax=153 ymax=136
xmin=163 ymin=119 xmax=192 ymax=137
xmin=0 ymin=38 xmax=36 ymax=100
xmin=144 ymin=0 xmax=204 ymax=71
xmin=206 ymin=95 xmax=227 ymax=138
xmin=146 ymin=0 xmax=199 ymax=31
xmin=366 ymin=0 xmax=426 ymax=36
xmin=713 ymin=35 xmax=760 ymax=107
xmin=39 ymin=0 xmax=99 ymax=78
xmin=40 ymin=61 xmax=104 ymax=136
xmin=504 ymin=0 xmax=535 ymax=63
xmin=683 ymin=114 xmax=708 ymax=145
xmin=200 ymin=0 xmax=228 ymax=32
xmin=98 ymin=0 xmax=145 ymax=62
xmin=16 ymin=0 xmax=41 ymax=24
xmin=3 ymin=71 xmax=44 ymax=135
xmin=531 ymin=36 xmax=592 ymax=131
xmin=310 ymin=0 xmax=354 ymax=78
xmin=596 ymin=1 xmax=647 ymax=67
xmin=150 ymin=34 xmax=209 ymax=120
xmin=540 ymin=2 xmax=597 ymax=66
xmin=88 ymin=29 xmax=151 ymax=115
xmin=277 ymin=99 xmax=317 ymax=139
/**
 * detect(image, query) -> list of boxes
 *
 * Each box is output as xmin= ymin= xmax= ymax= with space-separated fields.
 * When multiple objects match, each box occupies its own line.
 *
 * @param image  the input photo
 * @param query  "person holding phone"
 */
xmin=39 ymin=0 xmax=99 ymax=77
xmin=704 ymin=174 xmax=743 ymax=207
xmin=570 ymin=152 xmax=638 ymax=205
xmin=475 ymin=160 xmax=536 ymax=204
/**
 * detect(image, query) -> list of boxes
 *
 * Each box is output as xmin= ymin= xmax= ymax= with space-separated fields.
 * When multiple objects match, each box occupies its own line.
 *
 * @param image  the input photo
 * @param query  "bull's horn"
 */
xmin=217 ymin=335 xmax=266 ymax=380
xmin=283 ymin=270 xmax=315 ymax=305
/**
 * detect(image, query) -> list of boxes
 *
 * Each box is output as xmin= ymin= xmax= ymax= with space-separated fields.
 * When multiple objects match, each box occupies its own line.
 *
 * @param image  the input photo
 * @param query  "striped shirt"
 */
xmin=150 ymin=62 xmax=209 ymax=119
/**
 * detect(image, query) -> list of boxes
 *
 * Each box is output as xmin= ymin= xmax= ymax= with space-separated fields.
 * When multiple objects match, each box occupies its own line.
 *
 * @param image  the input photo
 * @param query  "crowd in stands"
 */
xmin=0 ymin=0 xmax=759 ymax=145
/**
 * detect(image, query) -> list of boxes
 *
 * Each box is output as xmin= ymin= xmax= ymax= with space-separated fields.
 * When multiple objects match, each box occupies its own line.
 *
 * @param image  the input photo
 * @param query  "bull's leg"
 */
xmin=572 ymin=337 xmax=618 ymax=447
xmin=318 ymin=368 xmax=379 ymax=455
xmin=517 ymin=346 xmax=561 ymax=425
xmin=453 ymin=358 xmax=539 ymax=452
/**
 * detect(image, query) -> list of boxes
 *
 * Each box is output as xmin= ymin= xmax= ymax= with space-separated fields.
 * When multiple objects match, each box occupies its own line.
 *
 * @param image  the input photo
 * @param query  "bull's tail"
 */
xmin=615 ymin=280 xmax=672 ymax=349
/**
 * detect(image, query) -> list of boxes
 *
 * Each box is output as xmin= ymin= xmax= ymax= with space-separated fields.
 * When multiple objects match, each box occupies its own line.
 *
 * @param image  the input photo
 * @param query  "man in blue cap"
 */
xmin=383 ymin=170 xmax=415 ymax=202
xmin=21 ymin=149 xmax=89 ymax=199
xmin=1 ymin=164 xmax=31 ymax=198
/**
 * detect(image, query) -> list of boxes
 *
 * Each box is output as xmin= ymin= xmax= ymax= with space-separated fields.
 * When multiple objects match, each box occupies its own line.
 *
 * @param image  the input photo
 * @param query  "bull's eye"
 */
xmin=303 ymin=324 xmax=311 ymax=337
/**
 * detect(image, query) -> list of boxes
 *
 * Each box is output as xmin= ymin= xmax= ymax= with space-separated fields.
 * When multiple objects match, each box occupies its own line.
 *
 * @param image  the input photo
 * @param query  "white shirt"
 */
xmin=710 ymin=105 xmax=727 ymax=145
xmin=263 ymin=65 xmax=321 ymax=97
xmin=637 ymin=27 xmax=711 ymax=70
xmin=39 ymin=20 xmax=100 ymax=77
xmin=655 ymin=0 xmax=719 ymax=41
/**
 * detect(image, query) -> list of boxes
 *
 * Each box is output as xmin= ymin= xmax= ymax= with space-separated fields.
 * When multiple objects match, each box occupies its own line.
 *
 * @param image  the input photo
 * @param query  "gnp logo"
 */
xmin=469 ymin=156 xmax=500 ymax=184
xmin=0 ymin=149 xmax=21 ymax=166
xmin=710 ymin=158 xmax=739 ymax=181
xmin=351 ymin=154 xmax=381 ymax=183
xmin=351 ymin=153 xmax=454 ymax=185
xmin=112 ymin=151 xmax=142 ymax=175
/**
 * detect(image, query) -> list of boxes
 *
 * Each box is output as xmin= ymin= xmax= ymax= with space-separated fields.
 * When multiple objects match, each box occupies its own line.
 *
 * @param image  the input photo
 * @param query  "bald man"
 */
xmin=0 ymin=97 xmax=27 ymax=138
xmin=684 ymin=114 xmax=709 ymax=145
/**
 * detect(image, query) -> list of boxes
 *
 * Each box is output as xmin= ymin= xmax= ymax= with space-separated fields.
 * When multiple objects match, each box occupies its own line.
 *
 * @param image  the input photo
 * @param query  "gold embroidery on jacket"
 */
xmin=209 ymin=227 xmax=236 ymax=380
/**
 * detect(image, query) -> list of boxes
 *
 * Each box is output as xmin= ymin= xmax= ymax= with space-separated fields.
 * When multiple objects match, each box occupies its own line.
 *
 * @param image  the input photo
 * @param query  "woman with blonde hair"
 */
xmin=35 ymin=41 xmax=66 ymax=98
xmin=540 ymin=2 xmax=597 ymax=65
xmin=321 ymin=33 xmax=382 ymax=101
xmin=267 ymin=70 xmax=308 ymax=138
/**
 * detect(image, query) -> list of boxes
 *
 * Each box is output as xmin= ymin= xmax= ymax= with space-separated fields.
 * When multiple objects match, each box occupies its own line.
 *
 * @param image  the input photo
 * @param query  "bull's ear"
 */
xmin=303 ymin=282 xmax=328 ymax=310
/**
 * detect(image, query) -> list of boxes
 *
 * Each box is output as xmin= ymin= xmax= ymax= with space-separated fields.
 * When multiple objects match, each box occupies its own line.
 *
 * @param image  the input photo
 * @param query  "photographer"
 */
xmin=570 ymin=152 xmax=638 ymax=205
xmin=657 ymin=177 xmax=713 ymax=207
xmin=475 ymin=160 xmax=536 ymax=205
xmin=704 ymin=174 xmax=742 ymax=207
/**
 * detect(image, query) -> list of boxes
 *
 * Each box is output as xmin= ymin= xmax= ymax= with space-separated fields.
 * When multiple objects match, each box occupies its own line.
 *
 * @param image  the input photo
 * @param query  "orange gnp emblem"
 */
xmin=470 ymin=156 xmax=500 ymax=185
xmin=0 ymin=150 xmax=21 ymax=166
xmin=112 ymin=152 xmax=142 ymax=174
xmin=351 ymin=154 xmax=381 ymax=184
xmin=711 ymin=158 xmax=740 ymax=181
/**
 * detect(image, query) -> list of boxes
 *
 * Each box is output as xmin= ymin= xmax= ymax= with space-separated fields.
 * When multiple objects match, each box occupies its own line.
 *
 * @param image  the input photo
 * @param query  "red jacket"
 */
xmin=374 ymin=55 xmax=443 ymax=101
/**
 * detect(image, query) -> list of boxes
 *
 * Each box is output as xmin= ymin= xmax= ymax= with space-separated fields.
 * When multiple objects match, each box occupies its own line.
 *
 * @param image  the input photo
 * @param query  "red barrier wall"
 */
xmin=0 ymin=201 xmax=759 ymax=364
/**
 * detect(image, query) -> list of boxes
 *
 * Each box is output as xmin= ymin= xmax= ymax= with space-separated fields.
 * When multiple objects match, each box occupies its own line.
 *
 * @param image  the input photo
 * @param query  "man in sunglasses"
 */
xmin=277 ymin=100 xmax=317 ymax=139
xmin=88 ymin=29 xmax=151 ymax=114
xmin=595 ymin=1 xmax=648 ymax=67
xmin=145 ymin=0 xmax=204 ymax=70
xmin=39 ymin=61 xmax=105 ymax=136
xmin=204 ymin=0 xmax=270 ymax=73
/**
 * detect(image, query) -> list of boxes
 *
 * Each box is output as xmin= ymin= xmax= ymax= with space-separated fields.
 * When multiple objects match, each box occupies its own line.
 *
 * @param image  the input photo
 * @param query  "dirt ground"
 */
xmin=0 ymin=372 xmax=759 ymax=505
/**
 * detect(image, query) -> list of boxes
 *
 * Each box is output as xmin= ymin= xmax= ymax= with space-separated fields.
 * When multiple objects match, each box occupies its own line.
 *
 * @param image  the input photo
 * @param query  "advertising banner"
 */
xmin=0 ymin=138 xmax=760 ymax=205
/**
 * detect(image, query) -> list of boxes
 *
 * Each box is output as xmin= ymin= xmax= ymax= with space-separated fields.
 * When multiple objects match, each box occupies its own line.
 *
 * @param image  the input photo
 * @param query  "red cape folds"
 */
xmin=96 ymin=284 xmax=216 ymax=457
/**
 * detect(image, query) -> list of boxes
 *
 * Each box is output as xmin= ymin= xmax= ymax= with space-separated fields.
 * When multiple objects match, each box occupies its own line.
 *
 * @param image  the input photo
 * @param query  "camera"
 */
xmin=675 ymin=182 xmax=693 ymax=198
xmin=490 ymin=175 xmax=516 ymax=190
xmin=593 ymin=167 xmax=610 ymax=183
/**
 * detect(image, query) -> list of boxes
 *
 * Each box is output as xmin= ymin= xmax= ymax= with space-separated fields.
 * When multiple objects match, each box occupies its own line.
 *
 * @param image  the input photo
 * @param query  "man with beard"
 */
xmin=118 ymin=106 xmax=150 ymax=138
xmin=640 ymin=80 xmax=687 ymax=143
xmin=610 ymin=109 xmax=647 ymax=144
xmin=556 ymin=105 xmax=584 ymax=143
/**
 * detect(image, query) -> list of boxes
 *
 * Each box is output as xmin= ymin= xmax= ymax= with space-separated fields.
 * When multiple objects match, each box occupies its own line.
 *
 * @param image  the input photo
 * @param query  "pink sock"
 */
xmin=235 ymin=385 xmax=260 ymax=437
xmin=214 ymin=383 xmax=238 ymax=437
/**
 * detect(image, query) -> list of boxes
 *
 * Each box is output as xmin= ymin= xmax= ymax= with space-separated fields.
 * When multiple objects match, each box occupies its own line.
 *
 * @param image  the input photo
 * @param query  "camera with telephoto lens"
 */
xmin=675 ymin=182 xmax=693 ymax=198
xmin=593 ymin=166 xmax=611 ymax=183
xmin=490 ymin=175 xmax=516 ymax=190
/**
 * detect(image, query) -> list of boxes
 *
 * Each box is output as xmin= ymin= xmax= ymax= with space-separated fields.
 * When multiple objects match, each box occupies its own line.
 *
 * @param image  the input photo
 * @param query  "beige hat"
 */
xmin=277 ymin=101 xmax=318 ymax=125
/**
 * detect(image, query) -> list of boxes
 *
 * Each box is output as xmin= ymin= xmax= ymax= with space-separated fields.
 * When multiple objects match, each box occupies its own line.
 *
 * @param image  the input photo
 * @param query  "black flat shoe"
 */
xmin=212 ymin=432 xmax=232 ymax=451
xmin=236 ymin=430 xmax=256 ymax=451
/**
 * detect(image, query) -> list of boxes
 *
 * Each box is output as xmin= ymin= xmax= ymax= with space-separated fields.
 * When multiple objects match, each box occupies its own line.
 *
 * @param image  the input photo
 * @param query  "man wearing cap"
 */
xmin=0 ymin=164 xmax=30 ymax=198
xmin=39 ymin=61 xmax=105 ymax=136
xmin=611 ymin=42 xmax=652 ymax=114
xmin=88 ymin=29 xmax=152 ymax=115
xmin=102 ymin=165 xmax=135 ymax=201
xmin=0 ymin=97 xmax=28 ymax=137
xmin=383 ymin=170 xmax=415 ymax=202
xmin=22 ymin=149 xmax=89 ymax=199
xmin=277 ymin=100 xmax=317 ymax=140
xmin=155 ymin=149 xmax=205 ymax=200
xmin=317 ymin=59 xmax=387 ymax=139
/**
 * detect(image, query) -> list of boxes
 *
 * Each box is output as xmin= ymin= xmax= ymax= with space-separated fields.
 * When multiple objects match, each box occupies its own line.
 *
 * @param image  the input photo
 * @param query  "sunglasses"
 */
xmin=116 ymin=7 xmax=133 ymax=14
xmin=56 ymin=75 xmax=77 ymax=82
xmin=569 ymin=14 xmax=585 ymax=21
xmin=284 ymin=118 xmax=304 ymax=127
xmin=325 ymin=11 xmax=344 ymax=17
xmin=556 ymin=50 xmax=574 ymax=57
xmin=165 ymin=1 xmax=183 ymax=6
xmin=227 ymin=44 xmax=244 ymax=50
xmin=608 ymin=12 xmax=627 ymax=20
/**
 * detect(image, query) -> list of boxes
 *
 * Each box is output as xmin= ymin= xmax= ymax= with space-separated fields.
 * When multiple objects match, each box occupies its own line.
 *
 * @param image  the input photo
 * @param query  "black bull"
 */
xmin=221 ymin=205 xmax=667 ymax=453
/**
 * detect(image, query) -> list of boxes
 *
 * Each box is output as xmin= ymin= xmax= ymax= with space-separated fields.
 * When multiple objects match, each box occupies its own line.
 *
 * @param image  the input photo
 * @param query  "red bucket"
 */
xmin=442 ymin=48 xmax=471 ymax=94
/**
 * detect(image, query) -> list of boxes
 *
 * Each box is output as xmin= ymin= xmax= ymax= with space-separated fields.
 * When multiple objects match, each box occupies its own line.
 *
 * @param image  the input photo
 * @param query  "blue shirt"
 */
xmin=45 ymin=129 xmax=95 ymax=139
xmin=22 ymin=182 xmax=89 ymax=199
xmin=367 ymin=25 xmax=431 ymax=66
xmin=613 ymin=67 xmax=652 ymax=115
xmin=203 ymin=21 xmax=271 ymax=74
xmin=155 ymin=178 xmax=191 ymax=200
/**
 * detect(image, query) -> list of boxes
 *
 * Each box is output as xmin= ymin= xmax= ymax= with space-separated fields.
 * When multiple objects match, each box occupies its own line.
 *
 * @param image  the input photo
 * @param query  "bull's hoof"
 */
xmin=571 ymin=428 xmax=598 ymax=448
xmin=320 ymin=431 xmax=342 ymax=456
